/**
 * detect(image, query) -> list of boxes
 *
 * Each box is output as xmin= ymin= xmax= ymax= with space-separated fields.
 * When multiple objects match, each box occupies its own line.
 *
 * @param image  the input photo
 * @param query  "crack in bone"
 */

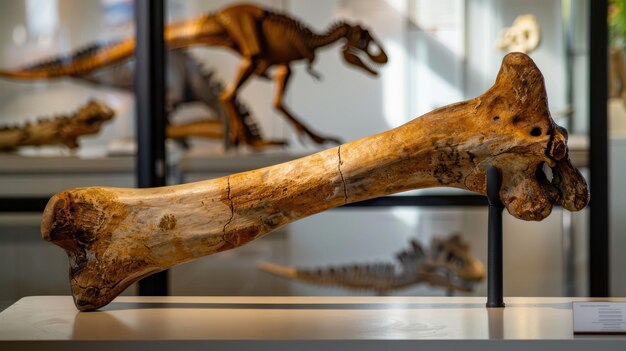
xmin=337 ymin=145 xmax=348 ymax=204
xmin=222 ymin=176 xmax=235 ymax=246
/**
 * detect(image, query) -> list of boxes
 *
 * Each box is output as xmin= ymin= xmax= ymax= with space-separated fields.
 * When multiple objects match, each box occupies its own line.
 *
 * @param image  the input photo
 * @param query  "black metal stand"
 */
xmin=486 ymin=166 xmax=505 ymax=308
xmin=589 ymin=0 xmax=610 ymax=298
xmin=135 ymin=0 xmax=168 ymax=296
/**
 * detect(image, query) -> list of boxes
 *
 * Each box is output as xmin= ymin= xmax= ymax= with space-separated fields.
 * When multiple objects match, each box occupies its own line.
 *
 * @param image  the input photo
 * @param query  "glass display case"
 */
xmin=0 ymin=0 xmax=140 ymax=309
xmin=608 ymin=0 xmax=626 ymax=298
xmin=0 ymin=0 xmax=603 ymax=310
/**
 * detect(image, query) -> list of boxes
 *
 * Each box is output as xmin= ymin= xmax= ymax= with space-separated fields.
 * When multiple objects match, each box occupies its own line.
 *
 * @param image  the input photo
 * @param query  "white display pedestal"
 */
xmin=1 ymin=296 xmax=625 ymax=351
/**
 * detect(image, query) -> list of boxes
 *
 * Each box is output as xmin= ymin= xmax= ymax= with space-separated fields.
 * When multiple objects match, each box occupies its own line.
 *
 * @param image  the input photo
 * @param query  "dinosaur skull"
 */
xmin=462 ymin=53 xmax=589 ymax=221
xmin=62 ymin=100 xmax=115 ymax=137
xmin=342 ymin=24 xmax=388 ymax=76
xmin=429 ymin=235 xmax=485 ymax=291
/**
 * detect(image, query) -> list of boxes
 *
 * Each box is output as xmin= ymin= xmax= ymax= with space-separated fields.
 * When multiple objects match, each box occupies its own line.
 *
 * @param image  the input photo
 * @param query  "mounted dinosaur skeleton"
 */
xmin=40 ymin=53 xmax=588 ymax=311
xmin=0 ymin=100 xmax=114 ymax=151
xmin=258 ymin=235 xmax=485 ymax=295
xmin=1 ymin=47 xmax=270 ymax=148
xmin=0 ymin=3 xmax=388 ymax=147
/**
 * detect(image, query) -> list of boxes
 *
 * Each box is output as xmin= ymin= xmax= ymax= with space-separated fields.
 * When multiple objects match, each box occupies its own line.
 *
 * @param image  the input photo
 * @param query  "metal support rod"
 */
xmin=589 ymin=0 xmax=609 ymax=297
xmin=135 ymin=0 xmax=168 ymax=296
xmin=486 ymin=166 xmax=505 ymax=308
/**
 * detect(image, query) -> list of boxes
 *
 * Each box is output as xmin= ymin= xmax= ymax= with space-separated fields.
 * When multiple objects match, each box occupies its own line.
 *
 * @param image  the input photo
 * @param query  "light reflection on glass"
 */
xmin=26 ymin=0 xmax=58 ymax=44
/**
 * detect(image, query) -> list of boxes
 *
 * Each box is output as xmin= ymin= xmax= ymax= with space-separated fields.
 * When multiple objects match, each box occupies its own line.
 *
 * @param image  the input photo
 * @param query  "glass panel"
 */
xmin=0 ymin=0 xmax=138 ymax=308
xmin=609 ymin=0 xmax=626 ymax=297
xmin=165 ymin=0 xmax=590 ymax=297
xmin=0 ymin=0 xmax=593 ymax=305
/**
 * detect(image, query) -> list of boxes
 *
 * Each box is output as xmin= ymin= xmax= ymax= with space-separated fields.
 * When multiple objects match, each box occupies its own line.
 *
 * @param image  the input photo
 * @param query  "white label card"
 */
xmin=573 ymin=302 xmax=626 ymax=334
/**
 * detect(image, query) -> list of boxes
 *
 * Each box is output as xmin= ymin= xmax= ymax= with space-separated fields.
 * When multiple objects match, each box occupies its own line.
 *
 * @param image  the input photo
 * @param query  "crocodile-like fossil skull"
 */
xmin=428 ymin=234 xmax=485 ymax=291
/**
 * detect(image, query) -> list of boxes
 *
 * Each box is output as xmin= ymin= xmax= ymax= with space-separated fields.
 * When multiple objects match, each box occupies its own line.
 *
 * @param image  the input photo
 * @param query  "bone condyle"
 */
xmin=40 ymin=53 xmax=588 ymax=311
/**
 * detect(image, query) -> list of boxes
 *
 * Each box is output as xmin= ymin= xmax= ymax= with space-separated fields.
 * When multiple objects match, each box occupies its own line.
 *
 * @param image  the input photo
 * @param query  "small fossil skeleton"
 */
xmin=0 ymin=48 xmax=272 ymax=148
xmin=0 ymin=3 xmax=388 ymax=147
xmin=0 ymin=100 xmax=114 ymax=151
xmin=40 ymin=53 xmax=588 ymax=311
xmin=496 ymin=14 xmax=541 ymax=54
xmin=258 ymin=235 xmax=485 ymax=295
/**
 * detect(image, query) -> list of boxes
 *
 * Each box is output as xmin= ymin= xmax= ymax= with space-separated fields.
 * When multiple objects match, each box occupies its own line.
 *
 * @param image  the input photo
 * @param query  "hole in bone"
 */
xmin=536 ymin=162 xmax=553 ymax=183
xmin=530 ymin=127 xmax=542 ymax=136
xmin=543 ymin=163 xmax=554 ymax=182
xmin=493 ymin=116 xmax=500 ymax=121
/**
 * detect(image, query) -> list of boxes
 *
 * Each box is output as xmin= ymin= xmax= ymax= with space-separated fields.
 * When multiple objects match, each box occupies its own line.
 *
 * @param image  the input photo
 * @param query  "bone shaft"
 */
xmin=44 ymin=108 xmax=459 ymax=261
xmin=40 ymin=101 xmax=472 ymax=311
xmin=223 ymin=112 xmax=460 ymax=248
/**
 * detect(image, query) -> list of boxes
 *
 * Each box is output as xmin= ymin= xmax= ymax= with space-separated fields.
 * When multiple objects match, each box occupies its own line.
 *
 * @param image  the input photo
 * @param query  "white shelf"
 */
xmin=0 ymin=296 xmax=625 ymax=350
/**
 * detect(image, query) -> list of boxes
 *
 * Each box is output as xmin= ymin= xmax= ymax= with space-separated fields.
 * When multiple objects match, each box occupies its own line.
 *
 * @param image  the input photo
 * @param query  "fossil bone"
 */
xmin=0 ymin=100 xmax=114 ymax=151
xmin=41 ymin=53 xmax=588 ymax=311
xmin=259 ymin=234 xmax=485 ymax=295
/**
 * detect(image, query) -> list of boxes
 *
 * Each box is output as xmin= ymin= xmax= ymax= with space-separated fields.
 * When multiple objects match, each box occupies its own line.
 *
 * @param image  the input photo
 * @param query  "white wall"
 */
xmin=610 ymin=137 xmax=626 ymax=297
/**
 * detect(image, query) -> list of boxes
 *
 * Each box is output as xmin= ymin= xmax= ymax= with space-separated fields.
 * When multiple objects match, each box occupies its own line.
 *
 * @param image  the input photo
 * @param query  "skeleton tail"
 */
xmin=258 ymin=240 xmax=430 ymax=292
xmin=257 ymin=261 xmax=412 ymax=292
xmin=0 ymin=39 xmax=135 ymax=80
xmin=0 ymin=14 xmax=214 ymax=80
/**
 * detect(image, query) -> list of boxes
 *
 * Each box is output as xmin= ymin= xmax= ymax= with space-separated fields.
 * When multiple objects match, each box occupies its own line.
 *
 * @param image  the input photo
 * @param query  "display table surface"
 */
xmin=1 ymin=296 xmax=625 ymax=350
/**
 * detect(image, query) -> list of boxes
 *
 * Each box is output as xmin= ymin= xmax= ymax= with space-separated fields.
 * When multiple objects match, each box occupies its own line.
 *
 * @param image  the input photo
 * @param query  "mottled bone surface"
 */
xmin=41 ymin=53 xmax=588 ymax=311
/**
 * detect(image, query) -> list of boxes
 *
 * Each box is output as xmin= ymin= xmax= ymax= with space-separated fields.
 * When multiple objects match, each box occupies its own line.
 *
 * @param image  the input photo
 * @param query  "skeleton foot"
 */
xmin=305 ymin=132 xmax=342 ymax=145
xmin=246 ymin=138 xmax=288 ymax=149
xmin=307 ymin=65 xmax=323 ymax=81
